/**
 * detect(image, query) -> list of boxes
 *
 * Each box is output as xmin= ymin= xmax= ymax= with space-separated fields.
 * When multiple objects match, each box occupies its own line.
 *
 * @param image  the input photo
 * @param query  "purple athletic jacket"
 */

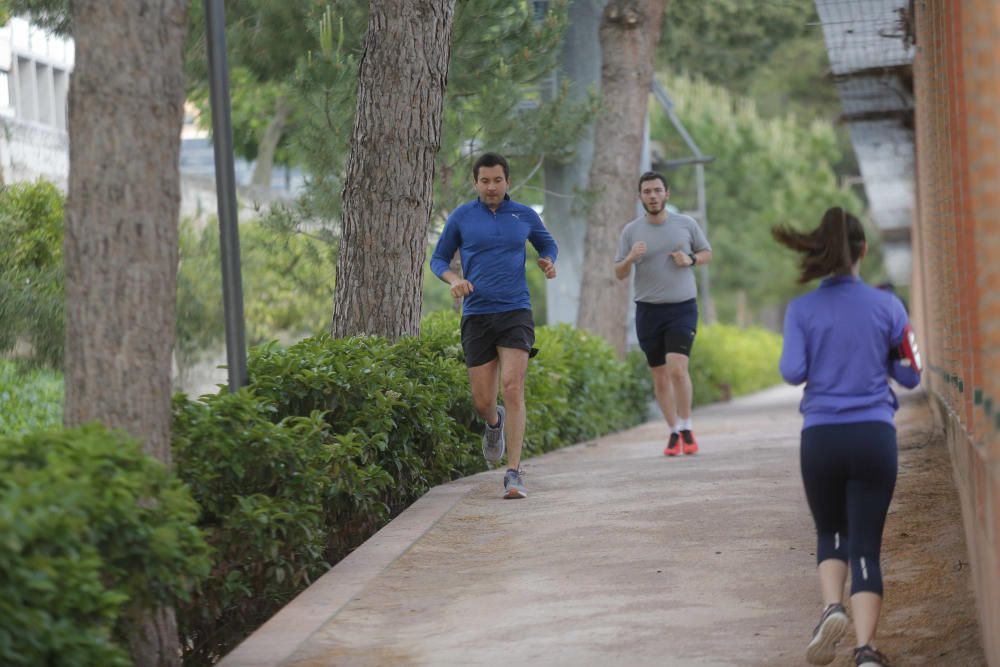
xmin=779 ymin=275 xmax=921 ymax=429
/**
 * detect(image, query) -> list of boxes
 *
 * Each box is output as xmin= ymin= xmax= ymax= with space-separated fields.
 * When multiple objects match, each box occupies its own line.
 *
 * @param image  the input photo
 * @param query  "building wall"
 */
xmin=912 ymin=1 xmax=999 ymax=661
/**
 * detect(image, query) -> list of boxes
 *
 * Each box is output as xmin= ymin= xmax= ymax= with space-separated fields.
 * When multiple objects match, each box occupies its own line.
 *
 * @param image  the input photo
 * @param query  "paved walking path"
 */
xmin=219 ymin=384 xmax=868 ymax=666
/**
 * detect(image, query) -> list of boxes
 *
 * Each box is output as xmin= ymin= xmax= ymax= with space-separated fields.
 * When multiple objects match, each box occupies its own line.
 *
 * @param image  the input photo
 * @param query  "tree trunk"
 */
xmin=543 ymin=0 xmax=604 ymax=326
xmin=250 ymin=95 xmax=290 ymax=189
xmin=65 ymin=1 xmax=189 ymax=665
xmin=331 ymin=0 xmax=456 ymax=341
xmin=577 ymin=0 xmax=665 ymax=356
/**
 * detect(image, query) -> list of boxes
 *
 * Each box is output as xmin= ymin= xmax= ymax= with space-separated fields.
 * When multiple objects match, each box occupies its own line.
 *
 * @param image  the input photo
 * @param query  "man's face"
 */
xmin=639 ymin=178 xmax=668 ymax=214
xmin=475 ymin=165 xmax=509 ymax=208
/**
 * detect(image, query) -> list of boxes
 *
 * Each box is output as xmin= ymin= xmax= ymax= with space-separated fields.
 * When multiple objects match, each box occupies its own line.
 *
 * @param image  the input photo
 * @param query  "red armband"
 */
xmin=891 ymin=324 xmax=922 ymax=372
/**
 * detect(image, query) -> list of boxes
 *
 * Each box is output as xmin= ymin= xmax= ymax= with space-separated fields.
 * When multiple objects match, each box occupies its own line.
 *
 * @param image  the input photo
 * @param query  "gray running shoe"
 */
xmin=503 ymin=467 xmax=527 ymax=499
xmin=481 ymin=405 xmax=506 ymax=464
xmin=854 ymin=645 xmax=892 ymax=667
xmin=806 ymin=603 xmax=849 ymax=665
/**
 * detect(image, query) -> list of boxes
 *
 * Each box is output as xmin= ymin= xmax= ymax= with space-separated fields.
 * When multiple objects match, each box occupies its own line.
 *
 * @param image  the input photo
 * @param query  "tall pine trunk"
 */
xmin=577 ymin=0 xmax=665 ymax=356
xmin=250 ymin=95 xmax=290 ymax=189
xmin=65 ymin=1 xmax=189 ymax=664
xmin=331 ymin=0 xmax=456 ymax=341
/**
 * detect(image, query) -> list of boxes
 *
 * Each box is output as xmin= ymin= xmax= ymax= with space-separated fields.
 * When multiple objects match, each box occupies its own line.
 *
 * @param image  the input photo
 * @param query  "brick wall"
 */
xmin=912 ymin=1 xmax=1000 ymax=661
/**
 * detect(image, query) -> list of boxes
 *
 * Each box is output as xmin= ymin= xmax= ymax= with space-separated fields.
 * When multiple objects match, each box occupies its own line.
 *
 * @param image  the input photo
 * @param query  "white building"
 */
xmin=0 ymin=16 xmax=73 ymax=186
xmin=0 ymin=15 xmax=303 ymax=216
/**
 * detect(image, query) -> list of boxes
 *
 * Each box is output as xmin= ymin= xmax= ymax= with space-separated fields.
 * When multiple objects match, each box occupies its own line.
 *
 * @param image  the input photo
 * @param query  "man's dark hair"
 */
xmin=473 ymin=152 xmax=510 ymax=181
xmin=638 ymin=171 xmax=668 ymax=192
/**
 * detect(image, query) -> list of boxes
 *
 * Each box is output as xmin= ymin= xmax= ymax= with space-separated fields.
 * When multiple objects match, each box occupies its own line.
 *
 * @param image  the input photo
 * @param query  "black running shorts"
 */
xmin=635 ymin=299 xmax=698 ymax=367
xmin=460 ymin=309 xmax=535 ymax=368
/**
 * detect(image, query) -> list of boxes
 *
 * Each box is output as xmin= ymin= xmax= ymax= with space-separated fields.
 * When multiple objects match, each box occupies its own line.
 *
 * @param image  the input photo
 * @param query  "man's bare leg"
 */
xmin=467 ymin=358 xmax=500 ymax=425
xmin=650 ymin=363 xmax=677 ymax=428
xmin=666 ymin=352 xmax=692 ymax=421
xmin=497 ymin=346 xmax=529 ymax=469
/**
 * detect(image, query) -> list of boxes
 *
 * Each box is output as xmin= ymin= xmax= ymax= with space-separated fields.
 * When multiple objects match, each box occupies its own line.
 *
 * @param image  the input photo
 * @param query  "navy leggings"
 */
xmin=800 ymin=421 xmax=897 ymax=596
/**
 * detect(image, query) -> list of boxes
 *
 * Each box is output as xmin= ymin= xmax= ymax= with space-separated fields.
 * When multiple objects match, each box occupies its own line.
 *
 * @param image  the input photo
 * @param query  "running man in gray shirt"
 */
xmin=614 ymin=171 xmax=712 ymax=457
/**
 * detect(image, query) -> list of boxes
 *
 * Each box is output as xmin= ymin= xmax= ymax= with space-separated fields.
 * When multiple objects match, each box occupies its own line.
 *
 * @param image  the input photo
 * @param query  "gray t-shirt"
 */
xmin=615 ymin=213 xmax=711 ymax=304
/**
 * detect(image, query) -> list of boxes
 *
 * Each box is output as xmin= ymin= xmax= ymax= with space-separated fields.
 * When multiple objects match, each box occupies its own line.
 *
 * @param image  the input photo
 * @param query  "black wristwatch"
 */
xmin=688 ymin=253 xmax=698 ymax=267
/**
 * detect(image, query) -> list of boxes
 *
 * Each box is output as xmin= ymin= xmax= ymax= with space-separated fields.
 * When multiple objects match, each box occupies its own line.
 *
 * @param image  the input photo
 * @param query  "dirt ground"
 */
xmin=863 ymin=396 xmax=985 ymax=665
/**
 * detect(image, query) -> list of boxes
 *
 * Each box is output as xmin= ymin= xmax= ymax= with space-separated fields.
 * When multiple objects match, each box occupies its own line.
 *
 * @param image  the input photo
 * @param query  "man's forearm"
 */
xmin=614 ymin=258 xmax=633 ymax=280
xmin=439 ymin=270 xmax=460 ymax=285
xmin=693 ymin=250 xmax=712 ymax=266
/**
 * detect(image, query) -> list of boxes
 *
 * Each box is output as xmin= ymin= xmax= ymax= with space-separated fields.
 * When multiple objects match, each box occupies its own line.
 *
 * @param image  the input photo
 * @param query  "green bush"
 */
xmin=0 ymin=425 xmax=210 ymax=667
xmin=171 ymin=391 xmax=335 ymax=666
xmin=171 ymin=311 xmax=650 ymax=661
xmin=0 ymin=360 xmax=63 ymax=436
xmin=0 ymin=181 xmax=65 ymax=369
xmin=525 ymin=324 xmax=652 ymax=452
xmin=689 ymin=323 xmax=783 ymax=406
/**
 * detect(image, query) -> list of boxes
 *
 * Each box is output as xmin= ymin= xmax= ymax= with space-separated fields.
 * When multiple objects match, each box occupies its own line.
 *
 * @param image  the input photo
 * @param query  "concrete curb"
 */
xmin=217 ymin=474 xmax=483 ymax=667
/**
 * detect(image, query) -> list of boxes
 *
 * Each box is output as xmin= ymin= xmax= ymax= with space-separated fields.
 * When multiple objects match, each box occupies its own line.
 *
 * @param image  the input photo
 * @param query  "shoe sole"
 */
xmin=503 ymin=488 xmax=527 ymax=499
xmin=664 ymin=449 xmax=680 ymax=457
xmin=683 ymin=446 xmax=698 ymax=455
xmin=805 ymin=611 xmax=849 ymax=665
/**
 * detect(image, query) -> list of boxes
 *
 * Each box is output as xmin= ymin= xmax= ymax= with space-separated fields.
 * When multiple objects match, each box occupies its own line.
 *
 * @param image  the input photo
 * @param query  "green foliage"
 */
xmin=657 ymin=0 xmax=860 ymax=185
xmin=245 ymin=331 xmax=475 ymax=506
xmin=524 ymin=324 xmax=651 ymax=452
xmin=292 ymin=0 xmax=593 ymax=225
xmin=658 ymin=0 xmax=817 ymax=97
xmin=0 ymin=425 xmax=210 ymax=667
xmin=176 ymin=218 xmax=337 ymax=370
xmin=171 ymin=391 xmax=334 ymax=666
xmin=653 ymin=73 xmax=873 ymax=323
xmin=170 ymin=311 xmax=648 ymax=659
xmin=185 ymin=0 xmax=317 ymax=169
xmin=688 ymin=323 xmax=783 ymax=406
xmin=0 ymin=0 xmax=70 ymax=35
xmin=0 ymin=181 xmax=65 ymax=369
xmin=0 ymin=360 xmax=62 ymax=436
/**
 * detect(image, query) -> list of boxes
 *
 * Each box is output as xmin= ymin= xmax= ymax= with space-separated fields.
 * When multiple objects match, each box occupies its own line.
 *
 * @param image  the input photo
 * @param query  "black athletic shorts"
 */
xmin=460 ymin=309 xmax=535 ymax=368
xmin=635 ymin=298 xmax=698 ymax=367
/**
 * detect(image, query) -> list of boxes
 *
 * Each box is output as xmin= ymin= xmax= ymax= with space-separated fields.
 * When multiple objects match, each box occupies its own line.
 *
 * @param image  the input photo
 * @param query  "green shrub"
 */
xmin=0 ymin=425 xmax=210 ymax=667
xmin=526 ymin=324 xmax=651 ymax=453
xmin=171 ymin=391 xmax=335 ymax=666
xmin=0 ymin=181 xmax=65 ymax=369
xmin=689 ymin=323 xmax=783 ymax=406
xmin=247 ymin=331 xmax=476 ymax=514
xmin=0 ymin=360 xmax=63 ymax=436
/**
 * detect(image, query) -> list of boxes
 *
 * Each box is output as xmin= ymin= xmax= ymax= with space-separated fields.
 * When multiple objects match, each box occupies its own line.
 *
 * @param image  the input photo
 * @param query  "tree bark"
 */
xmin=577 ymin=0 xmax=665 ymax=356
xmin=331 ymin=0 xmax=456 ymax=341
xmin=250 ymin=95 xmax=290 ymax=189
xmin=65 ymin=1 xmax=189 ymax=664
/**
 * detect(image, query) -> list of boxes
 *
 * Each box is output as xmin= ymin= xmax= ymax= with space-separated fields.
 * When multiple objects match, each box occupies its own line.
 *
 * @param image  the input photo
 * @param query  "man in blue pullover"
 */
xmin=430 ymin=152 xmax=558 ymax=499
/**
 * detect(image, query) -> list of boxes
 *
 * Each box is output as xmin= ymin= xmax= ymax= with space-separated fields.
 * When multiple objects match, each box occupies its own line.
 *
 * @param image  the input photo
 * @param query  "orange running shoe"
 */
xmin=680 ymin=429 xmax=698 ymax=455
xmin=664 ymin=432 xmax=681 ymax=456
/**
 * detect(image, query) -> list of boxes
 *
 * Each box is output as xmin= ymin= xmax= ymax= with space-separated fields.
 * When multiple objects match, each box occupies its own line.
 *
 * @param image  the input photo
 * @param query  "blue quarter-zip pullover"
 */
xmin=430 ymin=195 xmax=558 ymax=316
xmin=780 ymin=275 xmax=921 ymax=428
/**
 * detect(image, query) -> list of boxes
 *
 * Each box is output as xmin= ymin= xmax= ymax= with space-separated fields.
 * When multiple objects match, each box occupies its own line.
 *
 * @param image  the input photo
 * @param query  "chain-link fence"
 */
xmin=911 ymin=1 xmax=999 ymax=661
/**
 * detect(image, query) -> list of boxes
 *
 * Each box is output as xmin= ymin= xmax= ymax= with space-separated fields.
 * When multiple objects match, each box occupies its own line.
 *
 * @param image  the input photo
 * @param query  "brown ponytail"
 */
xmin=772 ymin=207 xmax=866 ymax=283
